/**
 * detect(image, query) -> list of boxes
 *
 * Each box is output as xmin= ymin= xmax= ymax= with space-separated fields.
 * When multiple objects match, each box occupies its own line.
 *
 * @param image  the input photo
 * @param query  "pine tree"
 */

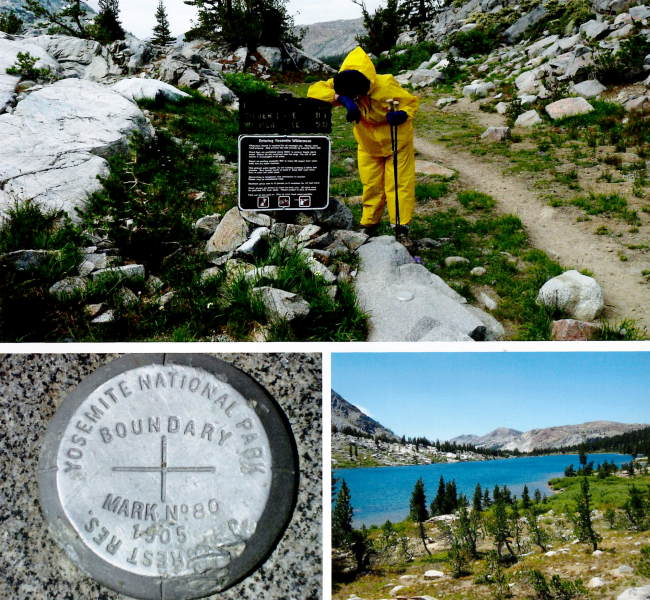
xmin=625 ymin=484 xmax=648 ymax=530
xmin=533 ymin=488 xmax=543 ymax=504
xmin=152 ymin=0 xmax=174 ymax=45
xmin=0 ymin=10 xmax=23 ymax=34
xmin=578 ymin=443 xmax=587 ymax=469
xmin=473 ymin=483 xmax=483 ymax=513
xmin=430 ymin=475 xmax=445 ymax=517
xmin=521 ymin=485 xmax=531 ymax=510
xmin=24 ymin=0 xmax=92 ymax=38
xmin=511 ymin=498 xmax=523 ymax=554
xmin=526 ymin=506 xmax=549 ymax=552
xmin=332 ymin=479 xmax=354 ymax=548
xmin=410 ymin=477 xmax=431 ymax=556
xmin=90 ymin=0 xmax=125 ymax=44
xmin=489 ymin=494 xmax=515 ymax=560
xmin=572 ymin=477 xmax=601 ymax=551
xmin=483 ymin=488 xmax=492 ymax=508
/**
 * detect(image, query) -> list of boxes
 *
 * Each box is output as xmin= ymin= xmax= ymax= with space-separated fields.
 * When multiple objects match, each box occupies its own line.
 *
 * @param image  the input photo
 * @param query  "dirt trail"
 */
xmin=414 ymin=135 xmax=650 ymax=332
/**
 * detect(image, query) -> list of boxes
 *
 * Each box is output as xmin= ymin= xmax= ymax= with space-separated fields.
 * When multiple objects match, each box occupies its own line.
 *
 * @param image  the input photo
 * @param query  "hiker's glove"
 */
xmin=338 ymin=95 xmax=361 ymax=124
xmin=387 ymin=110 xmax=408 ymax=126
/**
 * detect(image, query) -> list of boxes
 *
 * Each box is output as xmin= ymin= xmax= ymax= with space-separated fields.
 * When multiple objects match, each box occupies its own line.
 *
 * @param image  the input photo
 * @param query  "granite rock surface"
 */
xmin=0 ymin=353 xmax=322 ymax=600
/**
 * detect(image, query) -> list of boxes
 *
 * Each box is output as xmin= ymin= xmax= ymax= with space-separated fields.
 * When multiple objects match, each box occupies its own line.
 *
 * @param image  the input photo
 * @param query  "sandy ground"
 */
xmin=414 ymin=132 xmax=650 ymax=332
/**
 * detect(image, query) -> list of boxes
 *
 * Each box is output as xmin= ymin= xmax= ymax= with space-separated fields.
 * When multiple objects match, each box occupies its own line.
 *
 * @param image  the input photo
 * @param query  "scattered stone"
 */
xmin=465 ymin=305 xmax=504 ymax=340
xmin=253 ymin=287 xmax=311 ymax=321
xmin=159 ymin=291 xmax=175 ymax=306
xmin=415 ymin=160 xmax=455 ymax=178
xmin=389 ymin=586 xmax=406 ymax=597
xmin=2 ymin=249 xmax=57 ymax=270
xmin=423 ymin=570 xmax=445 ymax=579
xmin=200 ymin=267 xmax=221 ymax=282
xmin=436 ymin=97 xmax=456 ymax=107
xmin=240 ymin=211 xmax=272 ymax=227
xmin=271 ymin=222 xmax=287 ymax=238
xmin=236 ymin=226 xmax=270 ymax=254
xmin=471 ymin=266 xmax=487 ymax=276
xmin=515 ymin=110 xmax=543 ymax=127
xmin=146 ymin=276 xmax=164 ymax=294
xmin=587 ymin=577 xmax=609 ymax=588
xmin=573 ymin=79 xmax=606 ymax=99
xmin=613 ymin=565 xmax=635 ymax=577
xmin=84 ymin=303 xmax=105 ymax=318
xmin=297 ymin=224 xmax=322 ymax=242
xmin=325 ymin=239 xmax=351 ymax=257
xmin=206 ymin=207 xmax=249 ymax=256
xmin=580 ymin=20 xmax=610 ymax=40
xmin=305 ymin=257 xmax=336 ymax=283
xmin=617 ymin=587 xmax=650 ymax=600
xmin=311 ymin=232 xmax=335 ymax=249
xmin=83 ymin=253 xmax=109 ymax=269
xmin=478 ymin=292 xmax=498 ymax=311
xmin=194 ymin=213 xmax=221 ymax=238
xmin=49 ymin=276 xmax=89 ymax=298
xmin=334 ymin=230 xmax=369 ymax=251
xmin=463 ymin=81 xmax=495 ymax=98
xmin=314 ymin=198 xmax=354 ymax=230
xmin=91 ymin=264 xmax=145 ymax=281
xmin=91 ymin=309 xmax=114 ymax=324
xmin=117 ymin=286 xmax=138 ymax=306
xmin=78 ymin=259 xmax=96 ymax=277
xmin=481 ymin=126 xmax=511 ymax=142
xmin=551 ymin=319 xmax=600 ymax=341
xmin=399 ymin=575 xmax=416 ymax=582
xmin=546 ymin=97 xmax=594 ymax=120
xmin=537 ymin=270 xmax=604 ymax=321
xmin=496 ymin=101 xmax=509 ymax=114
xmin=445 ymin=256 xmax=470 ymax=267
xmin=244 ymin=265 xmax=279 ymax=281
xmin=545 ymin=551 xmax=557 ymax=557
xmin=593 ymin=550 xmax=605 ymax=556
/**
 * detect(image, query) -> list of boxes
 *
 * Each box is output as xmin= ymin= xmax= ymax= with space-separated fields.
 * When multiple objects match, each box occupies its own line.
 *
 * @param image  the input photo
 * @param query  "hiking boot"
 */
xmin=362 ymin=223 xmax=381 ymax=237
xmin=393 ymin=224 xmax=409 ymax=240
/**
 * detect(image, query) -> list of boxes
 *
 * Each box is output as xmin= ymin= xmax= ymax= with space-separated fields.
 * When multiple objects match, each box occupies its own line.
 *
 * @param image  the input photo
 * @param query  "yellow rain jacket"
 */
xmin=308 ymin=47 xmax=419 ymax=226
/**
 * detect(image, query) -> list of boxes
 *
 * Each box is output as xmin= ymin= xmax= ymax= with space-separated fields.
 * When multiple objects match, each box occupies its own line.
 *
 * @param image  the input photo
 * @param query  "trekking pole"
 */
xmin=387 ymin=98 xmax=401 ymax=242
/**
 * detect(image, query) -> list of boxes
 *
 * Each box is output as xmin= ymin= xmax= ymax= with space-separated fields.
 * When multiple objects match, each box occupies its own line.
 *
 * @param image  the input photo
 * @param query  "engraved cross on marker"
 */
xmin=112 ymin=435 xmax=216 ymax=502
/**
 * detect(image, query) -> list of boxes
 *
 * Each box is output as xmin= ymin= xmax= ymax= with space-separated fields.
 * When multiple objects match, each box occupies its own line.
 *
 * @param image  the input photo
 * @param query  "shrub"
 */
xmin=355 ymin=0 xmax=403 ymax=56
xmin=593 ymin=32 xmax=650 ymax=85
xmin=505 ymin=98 xmax=525 ymax=128
xmin=6 ymin=52 xmax=51 ymax=81
xmin=529 ymin=570 xmax=587 ymax=600
xmin=374 ymin=41 xmax=441 ymax=75
xmin=222 ymin=72 xmax=279 ymax=101
xmin=448 ymin=27 xmax=497 ymax=57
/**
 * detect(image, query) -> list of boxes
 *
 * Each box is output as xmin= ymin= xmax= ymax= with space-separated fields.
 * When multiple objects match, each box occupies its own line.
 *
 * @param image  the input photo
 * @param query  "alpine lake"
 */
xmin=334 ymin=453 xmax=633 ymax=527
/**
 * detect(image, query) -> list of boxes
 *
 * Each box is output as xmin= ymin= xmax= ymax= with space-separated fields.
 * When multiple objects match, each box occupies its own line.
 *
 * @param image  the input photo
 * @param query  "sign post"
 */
xmin=238 ymin=94 xmax=332 ymax=212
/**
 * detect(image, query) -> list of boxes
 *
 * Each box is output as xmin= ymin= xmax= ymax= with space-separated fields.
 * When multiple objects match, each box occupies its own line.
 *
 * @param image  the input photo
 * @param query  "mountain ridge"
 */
xmin=451 ymin=421 xmax=650 ymax=453
xmin=297 ymin=17 xmax=365 ymax=59
xmin=331 ymin=390 xmax=399 ymax=440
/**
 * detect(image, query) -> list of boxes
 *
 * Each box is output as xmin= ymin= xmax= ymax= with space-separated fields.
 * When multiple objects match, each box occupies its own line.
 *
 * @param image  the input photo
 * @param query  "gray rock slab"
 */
xmin=465 ymin=305 xmax=505 ymax=340
xmin=0 ymin=353 xmax=322 ymax=600
xmin=355 ymin=237 xmax=487 ymax=341
xmin=503 ymin=5 xmax=548 ymax=43
xmin=580 ymin=20 xmax=610 ymax=40
xmin=2 ymin=249 xmax=57 ymax=270
xmin=333 ymin=229 xmax=369 ymax=251
xmin=481 ymin=126 xmax=511 ymax=141
xmin=0 ymin=79 xmax=154 ymax=219
xmin=194 ymin=213 xmax=221 ymax=238
xmin=236 ymin=226 xmax=269 ymax=254
xmin=618 ymin=587 xmax=650 ymax=600
xmin=112 ymin=78 xmax=190 ymax=102
xmin=90 ymin=263 xmax=145 ymax=281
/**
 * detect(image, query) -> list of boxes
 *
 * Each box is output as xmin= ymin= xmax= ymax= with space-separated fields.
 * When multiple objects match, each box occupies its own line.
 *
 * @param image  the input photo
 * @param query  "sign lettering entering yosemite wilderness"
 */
xmin=38 ymin=355 xmax=298 ymax=600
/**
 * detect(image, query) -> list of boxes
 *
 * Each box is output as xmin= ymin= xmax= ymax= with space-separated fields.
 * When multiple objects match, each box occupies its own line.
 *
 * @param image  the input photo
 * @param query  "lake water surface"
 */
xmin=334 ymin=453 xmax=632 ymax=527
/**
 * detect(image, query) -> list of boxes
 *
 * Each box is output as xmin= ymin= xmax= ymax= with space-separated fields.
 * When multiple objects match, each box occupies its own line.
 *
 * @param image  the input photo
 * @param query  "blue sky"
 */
xmin=332 ymin=352 xmax=650 ymax=441
xmin=99 ymin=0 xmax=375 ymax=40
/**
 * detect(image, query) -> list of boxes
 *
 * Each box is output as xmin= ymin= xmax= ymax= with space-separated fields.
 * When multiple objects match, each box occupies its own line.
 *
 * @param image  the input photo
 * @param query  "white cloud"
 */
xmin=356 ymin=405 xmax=373 ymax=418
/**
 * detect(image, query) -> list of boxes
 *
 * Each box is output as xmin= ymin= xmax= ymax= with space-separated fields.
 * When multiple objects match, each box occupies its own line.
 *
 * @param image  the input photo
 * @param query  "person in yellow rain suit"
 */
xmin=308 ymin=46 xmax=419 ymax=237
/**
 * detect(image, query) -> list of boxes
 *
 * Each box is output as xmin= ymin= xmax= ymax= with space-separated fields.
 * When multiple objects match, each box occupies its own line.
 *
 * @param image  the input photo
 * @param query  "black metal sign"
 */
xmin=239 ymin=94 xmax=332 ymax=135
xmin=238 ymin=135 xmax=330 ymax=211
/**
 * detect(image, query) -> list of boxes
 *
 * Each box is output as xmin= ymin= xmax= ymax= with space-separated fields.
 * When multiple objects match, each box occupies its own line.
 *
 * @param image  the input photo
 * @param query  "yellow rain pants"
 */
xmin=308 ymin=46 xmax=419 ymax=226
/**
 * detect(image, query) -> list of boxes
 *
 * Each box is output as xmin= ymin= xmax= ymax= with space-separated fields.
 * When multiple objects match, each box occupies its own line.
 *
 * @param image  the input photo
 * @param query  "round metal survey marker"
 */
xmin=38 ymin=354 xmax=299 ymax=600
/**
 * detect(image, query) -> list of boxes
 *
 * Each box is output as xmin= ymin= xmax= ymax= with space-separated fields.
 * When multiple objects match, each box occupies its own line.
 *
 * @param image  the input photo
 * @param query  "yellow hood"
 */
xmin=339 ymin=46 xmax=377 ymax=92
